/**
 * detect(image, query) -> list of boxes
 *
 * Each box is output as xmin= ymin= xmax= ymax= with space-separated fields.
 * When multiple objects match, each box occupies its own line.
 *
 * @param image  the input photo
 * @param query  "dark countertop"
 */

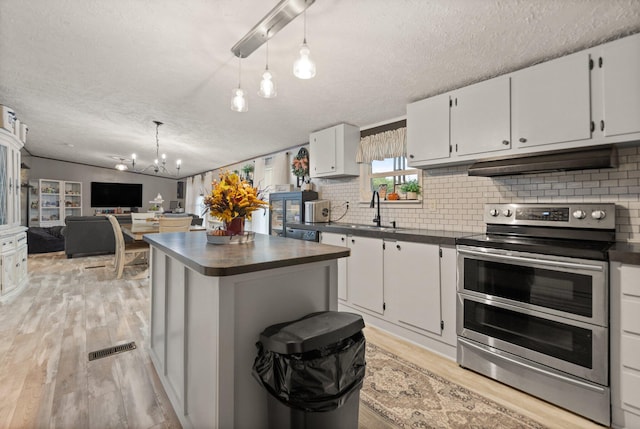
xmin=143 ymin=231 xmax=350 ymax=277
xmin=287 ymin=222 xmax=474 ymax=246
xmin=609 ymin=242 xmax=640 ymax=265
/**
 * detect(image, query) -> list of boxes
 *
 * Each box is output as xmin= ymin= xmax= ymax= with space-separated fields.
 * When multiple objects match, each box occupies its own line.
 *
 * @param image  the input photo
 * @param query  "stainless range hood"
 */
xmin=467 ymin=144 xmax=618 ymax=177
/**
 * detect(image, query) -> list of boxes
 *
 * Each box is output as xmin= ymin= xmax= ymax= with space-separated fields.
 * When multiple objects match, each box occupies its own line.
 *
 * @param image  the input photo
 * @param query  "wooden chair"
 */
xmin=131 ymin=213 xmax=155 ymax=224
xmin=158 ymin=216 xmax=192 ymax=233
xmin=106 ymin=215 xmax=150 ymax=279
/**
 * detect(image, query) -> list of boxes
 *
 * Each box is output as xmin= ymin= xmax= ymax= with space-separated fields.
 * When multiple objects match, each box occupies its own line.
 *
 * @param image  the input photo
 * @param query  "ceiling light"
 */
xmin=293 ymin=11 xmax=316 ymax=79
xmin=231 ymin=57 xmax=248 ymax=112
xmin=129 ymin=121 xmax=182 ymax=175
xmin=258 ymin=41 xmax=277 ymax=98
xmin=115 ymin=159 xmax=129 ymax=171
xmin=231 ymin=0 xmax=315 ymax=58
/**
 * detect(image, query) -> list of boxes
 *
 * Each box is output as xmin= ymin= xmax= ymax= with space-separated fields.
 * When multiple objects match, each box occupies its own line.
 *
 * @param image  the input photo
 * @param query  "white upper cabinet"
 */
xmin=407 ymin=93 xmax=451 ymax=164
xmin=512 ymin=51 xmax=592 ymax=149
xmin=600 ymin=33 xmax=640 ymax=138
xmin=451 ymin=76 xmax=511 ymax=156
xmin=309 ymin=123 xmax=360 ymax=178
xmin=406 ymin=76 xmax=510 ymax=166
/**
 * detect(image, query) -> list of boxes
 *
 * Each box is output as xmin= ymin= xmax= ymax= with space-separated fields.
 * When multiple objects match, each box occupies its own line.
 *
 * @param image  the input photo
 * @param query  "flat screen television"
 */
xmin=91 ymin=182 xmax=143 ymax=207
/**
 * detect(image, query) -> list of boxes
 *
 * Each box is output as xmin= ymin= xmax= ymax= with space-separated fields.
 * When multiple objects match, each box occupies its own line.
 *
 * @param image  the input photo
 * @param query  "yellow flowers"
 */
xmin=204 ymin=171 xmax=268 ymax=223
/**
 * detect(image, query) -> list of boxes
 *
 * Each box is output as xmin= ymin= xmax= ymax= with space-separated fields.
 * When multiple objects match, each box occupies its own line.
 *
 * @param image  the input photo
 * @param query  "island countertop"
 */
xmin=143 ymin=231 xmax=350 ymax=277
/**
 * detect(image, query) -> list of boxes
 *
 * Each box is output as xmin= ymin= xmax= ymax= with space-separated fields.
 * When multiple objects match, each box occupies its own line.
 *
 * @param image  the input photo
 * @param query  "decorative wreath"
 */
xmin=291 ymin=147 xmax=309 ymax=178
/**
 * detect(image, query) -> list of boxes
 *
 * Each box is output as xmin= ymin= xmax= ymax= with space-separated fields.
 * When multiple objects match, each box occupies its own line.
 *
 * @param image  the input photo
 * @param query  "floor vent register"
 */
xmin=88 ymin=341 xmax=137 ymax=361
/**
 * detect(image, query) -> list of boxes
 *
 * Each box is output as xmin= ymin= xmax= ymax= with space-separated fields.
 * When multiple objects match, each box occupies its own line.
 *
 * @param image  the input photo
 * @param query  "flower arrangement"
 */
xmin=203 ymin=171 xmax=268 ymax=223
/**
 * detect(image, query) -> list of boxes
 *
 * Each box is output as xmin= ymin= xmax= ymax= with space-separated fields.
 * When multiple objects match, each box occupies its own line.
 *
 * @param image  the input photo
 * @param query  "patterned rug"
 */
xmin=361 ymin=342 xmax=548 ymax=429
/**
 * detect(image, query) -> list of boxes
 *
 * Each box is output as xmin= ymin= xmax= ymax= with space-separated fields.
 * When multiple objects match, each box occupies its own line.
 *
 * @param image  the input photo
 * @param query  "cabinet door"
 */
xmin=1 ymin=251 xmax=16 ymax=294
xmin=407 ymin=93 xmax=451 ymax=163
xmin=348 ymin=236 xmax=384 ymax=314
xmin=269 ymin=198 xmax=284 ymax=236
xmin=601 ymin=34 xmax=640 ymax=137
xmin=451 ymin=76 xmax=511 ymax=156
xmin=63 ymin=181 xmax=82 ymax=219
xmin=320 ymin=232 xmax=348 ymax=301
xmin=384 ymin=241 xmax=441 ymax=335
xmin=0 ymin=144 xmax=7 ymax=226
xmin=16 ymin=244 xmax=27 ymax=284
xmin=310 ymin=127 xmax=337 ymax=176
xmin=512 ymin=51 xmax=591 ymax=148
xmin=39 ymin=179 xmax=63 ymax=226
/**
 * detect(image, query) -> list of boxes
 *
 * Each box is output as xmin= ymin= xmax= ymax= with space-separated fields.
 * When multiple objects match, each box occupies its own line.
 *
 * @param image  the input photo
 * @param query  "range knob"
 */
xmin=572 ymin=210 xmax=587 ymax=219
xmin=502 ymin=209 xmax=512 ymax=217
xmin=591 ymin=210 xmax=606 ymax=220
xmin=489 ymin=209 xmax=499 ymax=217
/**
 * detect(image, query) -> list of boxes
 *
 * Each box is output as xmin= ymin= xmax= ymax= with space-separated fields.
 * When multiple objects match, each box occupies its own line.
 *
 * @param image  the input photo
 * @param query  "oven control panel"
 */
xmin=484 ymin=203 xmax=615 ymax=229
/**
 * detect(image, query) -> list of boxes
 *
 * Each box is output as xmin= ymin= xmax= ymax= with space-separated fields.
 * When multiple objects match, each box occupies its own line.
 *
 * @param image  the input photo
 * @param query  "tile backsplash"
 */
xmin=316 ymin=144 xmax=640 ymax=242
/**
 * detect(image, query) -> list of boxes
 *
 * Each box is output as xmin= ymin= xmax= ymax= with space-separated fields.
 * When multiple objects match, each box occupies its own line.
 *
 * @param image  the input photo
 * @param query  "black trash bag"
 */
xmin=253 ymin=331 xmax=366 ymax=412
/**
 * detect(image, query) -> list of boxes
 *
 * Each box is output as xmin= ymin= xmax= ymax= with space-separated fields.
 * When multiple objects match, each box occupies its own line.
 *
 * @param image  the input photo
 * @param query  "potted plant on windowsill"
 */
xmin=400 ymin=180 xmax=421 ymax=200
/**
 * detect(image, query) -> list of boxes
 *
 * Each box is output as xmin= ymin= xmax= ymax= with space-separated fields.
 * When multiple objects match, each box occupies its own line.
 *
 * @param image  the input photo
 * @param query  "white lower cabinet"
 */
xmin=384 ymin=240 xmax=441 ymax=335
xmin=1 ymin=250 xmax=17 ymax=294
xmin=611 ymin=262 xmax=640 ymax=429
xmin=322 ymin=230 xmax=458 ymax=357
xmin=348 ymin=236 xmax=384 ymax=314
xmin=319 ymin=232 xmax=348 ymax=301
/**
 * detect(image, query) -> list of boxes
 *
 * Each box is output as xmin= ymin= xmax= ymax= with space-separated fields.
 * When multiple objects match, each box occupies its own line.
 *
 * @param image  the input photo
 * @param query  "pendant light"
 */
xmin=293 ymin=11 xmax=316 ymax=79
xmin=258 ymin=40 xmax=277 ymax=98
xmin=231 ymin=56 xmax=248 ymax=112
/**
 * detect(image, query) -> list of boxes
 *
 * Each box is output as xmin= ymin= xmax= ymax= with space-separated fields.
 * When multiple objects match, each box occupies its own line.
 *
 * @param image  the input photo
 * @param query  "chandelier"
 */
xmin=129 ymin=121 xmax=182 ymax=175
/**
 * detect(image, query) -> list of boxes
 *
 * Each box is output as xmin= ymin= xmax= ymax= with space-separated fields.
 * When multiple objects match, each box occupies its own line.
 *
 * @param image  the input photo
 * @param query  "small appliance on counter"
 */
xmin=304 ymin=200 xmax=331 ymax=223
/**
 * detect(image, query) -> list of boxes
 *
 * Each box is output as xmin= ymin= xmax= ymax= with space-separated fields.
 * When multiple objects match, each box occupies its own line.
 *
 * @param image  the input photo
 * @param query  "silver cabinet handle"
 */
xmin=502 ymin=140 xmax=509 ymax=145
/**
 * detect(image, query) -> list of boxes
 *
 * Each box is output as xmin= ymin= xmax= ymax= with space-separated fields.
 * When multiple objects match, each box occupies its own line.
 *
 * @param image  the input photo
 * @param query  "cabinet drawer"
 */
xmin=1 ymin=237 xmax=16 ymax=252
xmin=15 ymin=232 xmax=27 ymax=247
xmin=622 ymin=296 xmax=640 ymax=335
xmin=622 ymin=333 xmax=640 ymax=370
xmin=622 ymin=265 xmax=640 ymax=297
xmin=622 ymin=368 xmax=640 ymax=412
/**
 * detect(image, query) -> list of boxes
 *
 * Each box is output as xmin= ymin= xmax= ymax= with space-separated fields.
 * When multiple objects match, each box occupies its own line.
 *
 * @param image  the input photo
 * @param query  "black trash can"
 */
xmin=252 ymin=311 xmax=366 ymax=429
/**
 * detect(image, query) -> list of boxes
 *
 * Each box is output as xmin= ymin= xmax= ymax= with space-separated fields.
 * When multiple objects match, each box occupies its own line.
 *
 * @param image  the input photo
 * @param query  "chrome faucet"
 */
xmin=370 ymin=190 xmax=381 ymax=227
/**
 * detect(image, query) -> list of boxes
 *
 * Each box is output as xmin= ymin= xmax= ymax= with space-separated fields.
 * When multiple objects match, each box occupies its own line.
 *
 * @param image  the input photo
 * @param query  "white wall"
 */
xmin=23 ymin=155 xmax=180 ymax=216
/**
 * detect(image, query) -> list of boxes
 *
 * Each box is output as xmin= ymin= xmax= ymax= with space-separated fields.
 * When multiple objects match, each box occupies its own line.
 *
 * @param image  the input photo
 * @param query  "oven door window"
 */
xmin=463 ymin=299 xmax=592 ymax=368
xmin=463 ymin=259 xmax=592 ymax=317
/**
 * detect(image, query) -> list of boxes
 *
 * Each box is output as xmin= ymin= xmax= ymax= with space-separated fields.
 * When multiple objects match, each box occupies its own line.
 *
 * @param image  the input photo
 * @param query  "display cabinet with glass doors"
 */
xmin=268 ymin=191 xmax=318 ymax=237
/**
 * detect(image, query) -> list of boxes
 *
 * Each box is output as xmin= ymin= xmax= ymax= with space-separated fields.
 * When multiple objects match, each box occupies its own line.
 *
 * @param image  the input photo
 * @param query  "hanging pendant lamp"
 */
xmin=231 ymin=56 xmax=248 ymax=112
xmin=258 ymin=41 xmax=277 ymax=98
xmin=293 ymin=11 xmax=316 ymax=79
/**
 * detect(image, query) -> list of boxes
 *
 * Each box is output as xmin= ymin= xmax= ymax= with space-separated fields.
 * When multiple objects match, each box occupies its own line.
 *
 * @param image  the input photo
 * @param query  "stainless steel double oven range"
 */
xmin=456 ymin=203 xmax=615 ymax=426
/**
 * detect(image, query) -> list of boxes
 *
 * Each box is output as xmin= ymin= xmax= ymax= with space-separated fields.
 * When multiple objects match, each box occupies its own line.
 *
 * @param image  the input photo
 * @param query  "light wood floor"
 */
xmin=0 ymin=252 xmax=607 ymax=429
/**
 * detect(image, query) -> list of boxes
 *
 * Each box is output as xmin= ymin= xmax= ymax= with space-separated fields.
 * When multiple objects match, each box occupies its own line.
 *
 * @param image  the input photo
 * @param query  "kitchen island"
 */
xmin=143 ymin=231 xmax=349 ymax=429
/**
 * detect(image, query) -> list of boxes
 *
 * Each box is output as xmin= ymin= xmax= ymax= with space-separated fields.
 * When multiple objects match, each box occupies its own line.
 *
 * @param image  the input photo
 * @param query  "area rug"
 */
xmin=360 ymin=342 xmax=548 ymax=429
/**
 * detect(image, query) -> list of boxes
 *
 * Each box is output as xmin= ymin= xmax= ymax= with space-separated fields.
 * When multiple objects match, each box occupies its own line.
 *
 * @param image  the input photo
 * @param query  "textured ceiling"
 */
xmin=1 ymin=0 xmax=640 ymax=178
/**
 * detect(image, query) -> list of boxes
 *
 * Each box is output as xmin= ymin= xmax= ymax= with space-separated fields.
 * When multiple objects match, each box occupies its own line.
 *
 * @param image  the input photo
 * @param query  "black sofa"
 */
xmin=27 ymin=226 xmax=66 ymax=254
xmin=62 ymin=215 xmax=131 ymax=258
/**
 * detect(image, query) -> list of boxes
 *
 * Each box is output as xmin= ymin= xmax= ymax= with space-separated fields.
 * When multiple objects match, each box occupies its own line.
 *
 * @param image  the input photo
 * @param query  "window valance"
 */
xmin=356 ymin=127 xmax=406 ymax=163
